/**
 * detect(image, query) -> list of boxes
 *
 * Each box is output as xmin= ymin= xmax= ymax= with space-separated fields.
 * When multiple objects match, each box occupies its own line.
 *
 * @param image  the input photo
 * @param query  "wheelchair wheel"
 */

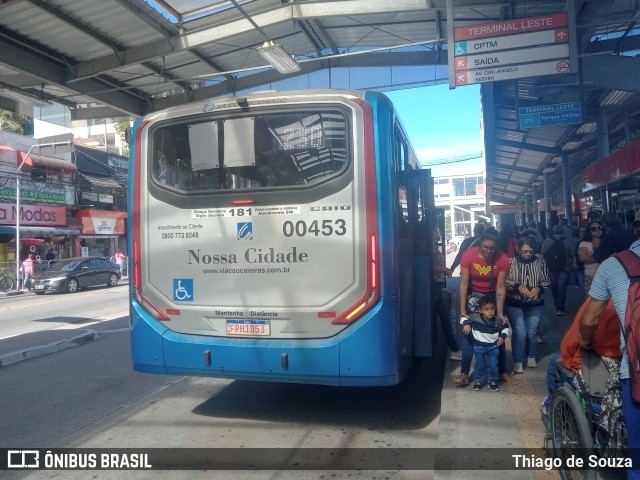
xmin=550 ymin=386 xmax=596 ymax=480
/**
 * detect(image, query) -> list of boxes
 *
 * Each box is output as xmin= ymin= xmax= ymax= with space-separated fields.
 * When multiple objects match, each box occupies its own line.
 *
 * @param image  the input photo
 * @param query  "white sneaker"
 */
xmin=527 ymin=358 xmax=537 ymax=368
xmin=450 ymin=351 xmax=462 ymax=361
xmin=513 ymin=362 xmax=524 ymax=374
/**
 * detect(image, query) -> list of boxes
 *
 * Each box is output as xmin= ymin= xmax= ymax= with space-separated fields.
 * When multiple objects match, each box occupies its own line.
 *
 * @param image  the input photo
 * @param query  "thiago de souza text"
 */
xmin=513 ymin=454 xmax=632 ymax=470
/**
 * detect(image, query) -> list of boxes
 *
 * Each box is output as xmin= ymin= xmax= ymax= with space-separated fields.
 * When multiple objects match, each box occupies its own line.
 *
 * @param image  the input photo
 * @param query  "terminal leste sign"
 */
xmin=519 ymin=102 xmax=582 ymax=129
xmin=451 ymin=12 xmax=571 ymax=87
xmin=454 ymin=13 xmax=568 ymax=41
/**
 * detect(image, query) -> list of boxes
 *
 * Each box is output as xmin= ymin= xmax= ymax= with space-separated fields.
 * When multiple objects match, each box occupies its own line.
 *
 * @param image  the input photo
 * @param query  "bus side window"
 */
xmin=155 ymin=152 xmax=177 ymax=187
xmin=176 ymin=158 xmax=194 ymax=190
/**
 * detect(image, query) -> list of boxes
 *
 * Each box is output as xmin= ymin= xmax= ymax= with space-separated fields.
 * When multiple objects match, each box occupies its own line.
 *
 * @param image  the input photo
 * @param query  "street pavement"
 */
xmin=0 ymin=278 xmax=129 ymax=367
xmin=0 ymin=262 xmax=605 ymax=478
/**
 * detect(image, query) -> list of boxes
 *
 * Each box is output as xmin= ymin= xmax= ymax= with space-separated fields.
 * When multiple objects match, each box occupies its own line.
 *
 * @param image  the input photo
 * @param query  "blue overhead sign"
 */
xmin=519 ymin=102 xmax=582 ymax=129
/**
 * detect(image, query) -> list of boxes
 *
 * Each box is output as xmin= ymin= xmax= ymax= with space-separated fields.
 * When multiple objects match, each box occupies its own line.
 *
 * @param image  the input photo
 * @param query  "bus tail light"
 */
xmin=131 ymin=120 xmax=170 ymax=322
xmin=370 ymin=234 xmax=377 ymax=289
xmin=332 ymin=233 xmax=380 ymax=325
xmin=333 ymin=98 xmax=379 ymax=325
xmin=132 ymin=238 xmax=171 ymax=322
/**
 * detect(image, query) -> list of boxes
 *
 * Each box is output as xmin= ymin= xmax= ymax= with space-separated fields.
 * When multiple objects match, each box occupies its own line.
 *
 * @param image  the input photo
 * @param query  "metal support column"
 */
xmin=601 ymin=186 xmax=609 ymax=213
xmin=543 ymin=172 xmax=551 ymax=229
xmin=518 ymin=201 xmax=523 ymax=226
xmin=597 ymin=107 xmax=610 ymax=159
xmin=561 ymin=155 xmax=573 ymax=221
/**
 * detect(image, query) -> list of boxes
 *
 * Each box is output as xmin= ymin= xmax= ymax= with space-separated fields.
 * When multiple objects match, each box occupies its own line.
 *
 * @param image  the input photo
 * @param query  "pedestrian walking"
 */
xmin=22 ymin=254 xmax=35 ymax=291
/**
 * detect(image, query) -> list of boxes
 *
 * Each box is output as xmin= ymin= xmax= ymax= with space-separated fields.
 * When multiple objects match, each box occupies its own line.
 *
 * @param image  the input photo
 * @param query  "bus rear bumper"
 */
xmin=130 ymin=297 xmax=404 ymax=386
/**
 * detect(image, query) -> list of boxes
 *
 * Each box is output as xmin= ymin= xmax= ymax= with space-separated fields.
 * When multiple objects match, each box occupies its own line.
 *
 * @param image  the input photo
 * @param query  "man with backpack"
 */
xmin=580 ymin=241 xmax=640 ymax=480
xmin=541 ymin=224 xmax=575 ymax=315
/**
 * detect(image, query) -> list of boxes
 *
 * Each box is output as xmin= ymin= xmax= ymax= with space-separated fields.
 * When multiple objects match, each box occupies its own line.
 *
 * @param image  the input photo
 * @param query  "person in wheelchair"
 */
xmin=541 ymin=297 xmax=625 ymax=455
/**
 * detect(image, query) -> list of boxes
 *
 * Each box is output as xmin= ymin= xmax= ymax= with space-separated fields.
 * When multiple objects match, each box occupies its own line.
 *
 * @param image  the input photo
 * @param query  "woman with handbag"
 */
xmin=454 ymin=227 xmax=518 ymax=386
xmin=504 ymin=236 xmax=550 ymax=373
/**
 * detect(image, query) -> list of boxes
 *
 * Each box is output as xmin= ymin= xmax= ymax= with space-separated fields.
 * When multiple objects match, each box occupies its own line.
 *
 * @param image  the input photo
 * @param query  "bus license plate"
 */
xmin=226 ymin=319 xmax=270 ymax=336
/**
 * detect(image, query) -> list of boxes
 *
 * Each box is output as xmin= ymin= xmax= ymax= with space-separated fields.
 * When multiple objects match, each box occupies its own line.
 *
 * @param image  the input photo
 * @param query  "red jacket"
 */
xmin=560 ymin=298 xmax=621 ymax=372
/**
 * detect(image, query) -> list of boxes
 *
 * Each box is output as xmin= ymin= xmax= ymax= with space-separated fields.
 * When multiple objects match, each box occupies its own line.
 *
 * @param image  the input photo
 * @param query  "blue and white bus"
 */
xmin=129 ymin=90 xmax=437 ymax=386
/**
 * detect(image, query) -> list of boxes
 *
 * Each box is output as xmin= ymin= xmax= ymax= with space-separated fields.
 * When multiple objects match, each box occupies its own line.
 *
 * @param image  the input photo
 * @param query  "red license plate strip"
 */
xmin=226 ymin=319 xmax=271 ymax=336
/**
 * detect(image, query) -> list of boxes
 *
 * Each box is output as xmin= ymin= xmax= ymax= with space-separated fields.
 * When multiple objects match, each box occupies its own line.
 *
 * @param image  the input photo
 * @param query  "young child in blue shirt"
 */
xmin=461 ymin=295 xmax=509 ymax=392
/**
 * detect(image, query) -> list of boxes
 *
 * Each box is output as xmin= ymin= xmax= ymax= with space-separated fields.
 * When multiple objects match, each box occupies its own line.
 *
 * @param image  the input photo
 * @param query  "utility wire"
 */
xmin=420 ymin=152 xmax=482 ymax=167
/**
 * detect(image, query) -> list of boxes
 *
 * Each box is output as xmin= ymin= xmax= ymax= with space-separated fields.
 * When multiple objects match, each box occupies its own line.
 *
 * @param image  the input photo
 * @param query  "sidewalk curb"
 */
xmin=0 ymin=290 xmax=26 ymax=297
xmin=0 ymin=329 xmax=98 ymax=367
xmin=1 ymin=281 xmax=129 ymax=299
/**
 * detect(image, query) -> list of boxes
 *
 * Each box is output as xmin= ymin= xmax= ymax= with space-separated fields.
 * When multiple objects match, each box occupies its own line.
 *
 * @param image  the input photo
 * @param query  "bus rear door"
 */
xmin=405 ymin=168 xmax=436 ymax=358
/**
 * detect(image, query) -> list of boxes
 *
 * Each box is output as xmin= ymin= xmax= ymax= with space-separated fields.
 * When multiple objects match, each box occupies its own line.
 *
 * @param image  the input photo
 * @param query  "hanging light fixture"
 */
xmin=257 ymin=41 xmax=301 ymax=74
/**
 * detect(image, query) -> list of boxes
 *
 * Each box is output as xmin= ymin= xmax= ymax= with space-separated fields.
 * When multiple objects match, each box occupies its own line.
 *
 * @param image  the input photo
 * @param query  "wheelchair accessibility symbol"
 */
xmin=454 ymin=42 xmax=467 ymax=55
xmin=173 ymin=279 xmax=194 ymax=302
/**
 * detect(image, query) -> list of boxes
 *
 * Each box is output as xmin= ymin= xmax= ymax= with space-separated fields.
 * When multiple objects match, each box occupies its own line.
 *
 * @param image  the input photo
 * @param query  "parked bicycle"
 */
xmin=0 ymin=275 xmax=14 ymax=292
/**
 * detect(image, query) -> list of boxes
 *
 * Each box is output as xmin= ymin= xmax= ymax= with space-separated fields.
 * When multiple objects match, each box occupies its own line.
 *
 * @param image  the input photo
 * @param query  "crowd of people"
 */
xmin=434 ymin=212 xmax=639 ymax=479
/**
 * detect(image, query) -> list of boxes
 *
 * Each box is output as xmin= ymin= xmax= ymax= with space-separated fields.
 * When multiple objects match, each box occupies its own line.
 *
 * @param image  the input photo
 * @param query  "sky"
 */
xmin=386 ymin=83 xmax=484 ymax=177
xmin=33 ymin=79 xmax=486 ymax=179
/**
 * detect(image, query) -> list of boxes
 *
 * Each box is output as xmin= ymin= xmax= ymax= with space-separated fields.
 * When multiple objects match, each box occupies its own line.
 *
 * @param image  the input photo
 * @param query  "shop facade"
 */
xmin=0 ymin=202 xmax=80 ymax=265
xmin=581 ymin=139 xmax=640 ymax=224
xmin=0 ymin=138 xmax=128 ymax=271
xmin=75 ymin=209 xmax=127 ymax=258
xmin=0 ymin=145 xmax=79 ymax=264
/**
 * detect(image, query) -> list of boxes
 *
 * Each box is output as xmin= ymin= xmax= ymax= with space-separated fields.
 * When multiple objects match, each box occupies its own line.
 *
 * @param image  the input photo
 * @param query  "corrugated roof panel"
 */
xmin=0 ymin=4 xmax=108 ymax=61
xmin=322 ymin=13 xmax=440 ymax=47
xmin=500 ymin=131 xmax=525 ymax=142
xmin=52 ymin=0 xmax=170 ymax=48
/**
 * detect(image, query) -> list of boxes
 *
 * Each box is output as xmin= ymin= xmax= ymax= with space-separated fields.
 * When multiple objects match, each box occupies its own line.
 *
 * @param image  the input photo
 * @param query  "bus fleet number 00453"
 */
xmin=282 ymin=219 xmax=347 ymax=237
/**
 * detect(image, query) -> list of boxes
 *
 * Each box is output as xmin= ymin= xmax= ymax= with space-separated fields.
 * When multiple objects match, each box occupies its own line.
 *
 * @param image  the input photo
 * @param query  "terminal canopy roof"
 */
xmin=0 ymin=0 xmax=639 ymax=205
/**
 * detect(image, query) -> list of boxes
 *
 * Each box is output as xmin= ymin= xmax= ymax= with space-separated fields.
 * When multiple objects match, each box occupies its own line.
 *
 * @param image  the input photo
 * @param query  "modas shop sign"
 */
xmin=0 ymin=202 xmax=66 ymax=226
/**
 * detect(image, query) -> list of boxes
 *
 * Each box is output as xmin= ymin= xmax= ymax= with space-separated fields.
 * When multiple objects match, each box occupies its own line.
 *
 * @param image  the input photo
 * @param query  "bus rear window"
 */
xmin=150 ymin=110 xmax=348 ymax=192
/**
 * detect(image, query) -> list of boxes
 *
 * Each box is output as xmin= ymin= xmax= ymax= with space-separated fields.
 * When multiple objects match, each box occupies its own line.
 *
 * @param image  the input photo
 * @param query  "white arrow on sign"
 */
xmin=455 ymin=43 xmax=569 ymax=71
xmin=455 ymin=59 xmax=570 ymax=86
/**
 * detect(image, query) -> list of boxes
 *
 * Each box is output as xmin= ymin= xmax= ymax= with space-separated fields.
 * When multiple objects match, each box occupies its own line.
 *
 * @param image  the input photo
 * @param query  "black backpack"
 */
xmin=544 ymin=237 xmax=567 ymax=273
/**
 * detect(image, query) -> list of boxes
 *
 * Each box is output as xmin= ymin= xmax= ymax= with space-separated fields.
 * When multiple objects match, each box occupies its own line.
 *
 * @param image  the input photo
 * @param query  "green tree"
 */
xmin=113 ymin=118 xmax=132 ymax=156
xmin=0 ymin=109 xmax=26 ymax=134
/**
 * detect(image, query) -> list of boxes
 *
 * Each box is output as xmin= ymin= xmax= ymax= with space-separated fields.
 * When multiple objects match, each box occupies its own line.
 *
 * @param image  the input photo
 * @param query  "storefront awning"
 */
xmin=17 ymin=150 xmax=77 ymax=172
xmin=0 ymin=226 xmax=81 ymax=236
xmin=76 ymin=209 xmax=126 ymax=235
xmin=78 ymin=173 xmax=123 ymax=189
